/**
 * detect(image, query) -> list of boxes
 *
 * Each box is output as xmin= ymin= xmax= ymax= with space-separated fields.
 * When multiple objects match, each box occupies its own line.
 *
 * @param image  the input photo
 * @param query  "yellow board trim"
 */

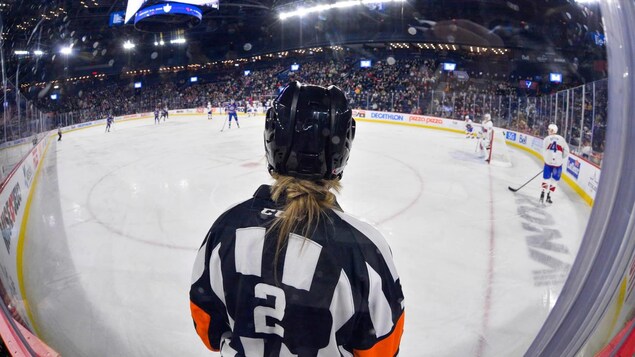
xmin=355 ymin=117 xmax=465 ymax=134
xmin=357 ymin=117 xmax=594 ymax=207
xmin=16 ymin=137 xmax=53 ymax=337
xmin=59 ymin=115 xmax=153 ymax=134
xmin=58 ymin=112 xmax=264 ymax=135
xmin=605 ymin=277 xmax=629 ymax=342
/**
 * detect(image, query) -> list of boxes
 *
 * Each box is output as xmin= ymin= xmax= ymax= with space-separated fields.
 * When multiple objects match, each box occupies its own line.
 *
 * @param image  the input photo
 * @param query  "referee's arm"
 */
xmin=190 ymin=231 xmax=230 ymax=352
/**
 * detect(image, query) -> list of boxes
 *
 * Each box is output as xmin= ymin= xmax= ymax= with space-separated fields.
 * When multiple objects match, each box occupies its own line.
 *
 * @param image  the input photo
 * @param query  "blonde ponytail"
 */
xmin=269 ymin=174 xmax=341 ymax=275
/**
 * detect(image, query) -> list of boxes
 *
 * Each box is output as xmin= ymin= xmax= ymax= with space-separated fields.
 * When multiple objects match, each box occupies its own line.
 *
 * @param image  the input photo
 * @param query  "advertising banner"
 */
xmin=0 ymin=137 xmax=49 ymax=330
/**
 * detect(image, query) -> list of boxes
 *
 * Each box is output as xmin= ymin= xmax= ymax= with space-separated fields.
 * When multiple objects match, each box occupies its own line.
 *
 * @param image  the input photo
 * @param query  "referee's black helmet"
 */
xmin=264 ymin=81 xmax=356 ymax=181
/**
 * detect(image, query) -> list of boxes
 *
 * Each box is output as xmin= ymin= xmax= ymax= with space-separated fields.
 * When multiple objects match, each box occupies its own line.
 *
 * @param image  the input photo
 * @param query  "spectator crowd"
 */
xmin=4 ymin=54 xmax=607 ymax=164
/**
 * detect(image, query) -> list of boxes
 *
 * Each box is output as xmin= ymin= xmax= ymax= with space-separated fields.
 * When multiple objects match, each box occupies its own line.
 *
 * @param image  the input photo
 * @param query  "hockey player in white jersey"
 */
xmin=206 ymin=102 xmax=212 ymax=120
xmin=540 ymin=124 xmax=570 ymax=204
xmin=465 ymin=115 xmax=474 ymax=138
xmin=479 ymin=113 xmax=494 ymax=162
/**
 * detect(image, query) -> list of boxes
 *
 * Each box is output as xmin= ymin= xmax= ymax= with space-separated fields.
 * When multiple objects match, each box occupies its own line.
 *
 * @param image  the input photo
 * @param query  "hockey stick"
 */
xmin=220 ymin=117 xmax=228 ymax=132
xmin=508 ymin=170 xmax=544 ymax=192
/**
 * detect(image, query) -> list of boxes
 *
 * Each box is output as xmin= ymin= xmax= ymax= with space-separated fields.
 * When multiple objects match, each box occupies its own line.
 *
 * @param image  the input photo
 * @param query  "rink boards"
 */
xmin=351 ymin=108 xmax=599 ymax=206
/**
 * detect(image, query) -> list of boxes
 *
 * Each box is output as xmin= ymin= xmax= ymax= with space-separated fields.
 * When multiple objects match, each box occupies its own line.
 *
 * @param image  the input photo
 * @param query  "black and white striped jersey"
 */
xmin=190 ymin=185 xmax=405 ymax=357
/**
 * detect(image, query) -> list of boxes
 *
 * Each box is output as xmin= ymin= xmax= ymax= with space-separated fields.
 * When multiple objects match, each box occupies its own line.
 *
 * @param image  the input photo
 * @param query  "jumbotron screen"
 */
xmin=125 ymin=0 xmax=219 ymax=23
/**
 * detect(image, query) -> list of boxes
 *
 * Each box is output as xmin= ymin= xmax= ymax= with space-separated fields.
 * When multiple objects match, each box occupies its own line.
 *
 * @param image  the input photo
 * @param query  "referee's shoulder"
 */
xmin=332 ymin=210 xmax=391 ymax=252
xmin=331 ymin=210 xmax=399 ymax=280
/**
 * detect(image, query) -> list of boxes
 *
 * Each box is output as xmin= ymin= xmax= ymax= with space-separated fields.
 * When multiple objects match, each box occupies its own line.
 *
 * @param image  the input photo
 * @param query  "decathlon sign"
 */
xmin=370 ymin=112 xmax=404 ymax=121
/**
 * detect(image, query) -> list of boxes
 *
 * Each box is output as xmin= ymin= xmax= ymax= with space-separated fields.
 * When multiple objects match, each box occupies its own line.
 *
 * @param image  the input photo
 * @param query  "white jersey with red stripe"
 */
xmin=190 ymin=185 xmax=405 ymax=356
xmin=543 ymin=134 xmax=570 ymax=167
xmin=482 ymin=120 xmax=494 ymax=142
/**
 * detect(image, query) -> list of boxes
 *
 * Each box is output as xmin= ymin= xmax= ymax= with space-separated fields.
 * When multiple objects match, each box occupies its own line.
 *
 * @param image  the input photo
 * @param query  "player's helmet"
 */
xmin=264 ymin=81 xmax=355 ymax=181
xmin=548 ymin=123 xmax=558 ymax=134
xmin=484 ymin=113 xmax=492 ymax=121
xmin=464 ymin=115 xmax=470 ymax=120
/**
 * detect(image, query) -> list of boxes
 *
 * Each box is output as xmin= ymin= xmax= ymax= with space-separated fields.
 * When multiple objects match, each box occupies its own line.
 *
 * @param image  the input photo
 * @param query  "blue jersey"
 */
xmin=227 ymin=104 xmax=237 ymax=114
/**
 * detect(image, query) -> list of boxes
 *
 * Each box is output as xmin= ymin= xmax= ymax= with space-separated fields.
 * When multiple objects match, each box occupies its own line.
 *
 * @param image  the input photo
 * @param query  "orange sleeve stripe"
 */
xmin=190 ymin=301 xmax=219 ymax=352
xmin=353 ymin=311 xmax=405 ymax=357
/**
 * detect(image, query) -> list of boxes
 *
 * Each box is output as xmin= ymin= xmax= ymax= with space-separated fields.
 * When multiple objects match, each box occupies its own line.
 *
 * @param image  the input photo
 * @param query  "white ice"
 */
xmin=23 ymin=113 xmax=590 ymax=356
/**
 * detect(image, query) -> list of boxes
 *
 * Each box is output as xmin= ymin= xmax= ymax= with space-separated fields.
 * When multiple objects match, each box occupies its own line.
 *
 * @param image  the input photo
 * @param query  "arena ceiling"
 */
xmin=0 ymin=0 xmax=605 ymax=84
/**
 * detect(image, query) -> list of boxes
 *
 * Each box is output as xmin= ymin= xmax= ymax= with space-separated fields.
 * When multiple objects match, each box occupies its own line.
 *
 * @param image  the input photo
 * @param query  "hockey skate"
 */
xmin=539 ymin=191 xmax=545 ymax=204
xmin=546 ymin=193 xmax=553 ymax=204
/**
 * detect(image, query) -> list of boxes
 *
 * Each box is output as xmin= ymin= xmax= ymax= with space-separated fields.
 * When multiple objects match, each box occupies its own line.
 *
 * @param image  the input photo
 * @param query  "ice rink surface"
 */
xmin=23 ymin=113 xmax=590 ymax=356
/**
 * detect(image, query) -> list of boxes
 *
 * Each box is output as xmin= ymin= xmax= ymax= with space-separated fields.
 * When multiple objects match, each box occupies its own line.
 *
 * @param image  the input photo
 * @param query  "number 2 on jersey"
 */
xmin=254 ymin=283 xmax=286 ymax=337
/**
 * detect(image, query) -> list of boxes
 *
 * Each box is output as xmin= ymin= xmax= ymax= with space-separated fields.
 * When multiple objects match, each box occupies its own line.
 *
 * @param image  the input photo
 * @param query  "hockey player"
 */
xmin=540 ymin=123 xmax=570 ymax=204
xmin=57 ymin=126 xmax=62 ymax=141
xmin=465 ymin=114 xmax=474 ymax=138
xmin=479 ymin=113 xmax=494 ymax=162
xmin=206 ymin=102 xmax=212 ymax=120
xmin=190 ymin=82 xmax=405 ymax=356
xmin=105 ymin=114 xmax=113 ymax=133
xmin=247 ymin=102 xmax=255 ymax=117
xmin=163 ymin=104 xmax=169 ymax=121
xmin=226 ymin=99 xmax=239 ymax=129
xmin=154 ymin=108 xmax=160 ymax=124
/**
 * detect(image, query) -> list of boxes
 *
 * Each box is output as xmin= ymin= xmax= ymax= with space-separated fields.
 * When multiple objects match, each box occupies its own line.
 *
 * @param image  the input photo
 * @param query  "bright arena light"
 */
xmin=14 ymin=50 xmax=29 ymax=55
xmin=33 ymin=50 xmax=44 ymax=56
xmin=170 ymin=38 xmax=186 ymax=44
xmin=60 ymin=44 xmax=73 ymax=55
xmin=279 ymin=0 xmax=406 ymax=20
xmin=123 ymin=40 xmax=136 ymax=50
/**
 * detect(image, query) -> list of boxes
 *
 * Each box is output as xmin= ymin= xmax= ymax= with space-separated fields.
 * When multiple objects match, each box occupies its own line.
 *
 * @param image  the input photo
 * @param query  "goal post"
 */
xmin=488 ymin=129 xmax=513 ymax=167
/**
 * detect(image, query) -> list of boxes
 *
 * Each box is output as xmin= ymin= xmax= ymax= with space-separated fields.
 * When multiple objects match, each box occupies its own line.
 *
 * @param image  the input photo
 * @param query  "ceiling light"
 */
xmin=279 ymin=0 xmax=406 ymax=20
xmin=14 ymin=50 xmax=29 ymax=55
xmin=123 ymin=40 xmax=136 ymax=50
xmin=33 ymin=50 xmax=44 ymax=56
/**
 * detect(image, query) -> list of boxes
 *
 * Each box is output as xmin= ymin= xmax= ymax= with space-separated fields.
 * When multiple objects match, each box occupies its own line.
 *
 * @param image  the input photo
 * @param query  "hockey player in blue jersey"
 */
xmin=190 ymin=82 xmax=405 ymax=356
xmin=154 ymin=108 xmax=160 ymax=124
xmin=161 ymin=105 xmax=168 ymax=121
xmin=105 ymin=114 xmax=113 ymax=133
xmin=540 ymin=124 xmax=570 ymax=204
xmin=465 ymin=114 xmax=474 ymax=138
xmin=226 ymin=100 xmax=239 ymax=129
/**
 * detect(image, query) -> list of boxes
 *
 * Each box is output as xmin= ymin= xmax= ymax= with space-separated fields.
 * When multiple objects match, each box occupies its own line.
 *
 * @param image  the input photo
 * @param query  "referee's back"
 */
xmin=190 ymin=185 xmax=405 ymax=356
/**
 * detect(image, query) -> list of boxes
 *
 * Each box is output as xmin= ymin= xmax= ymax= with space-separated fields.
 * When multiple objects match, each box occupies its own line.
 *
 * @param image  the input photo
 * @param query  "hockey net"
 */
xmin=487 ymin=129 xmax=512 ymax=167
